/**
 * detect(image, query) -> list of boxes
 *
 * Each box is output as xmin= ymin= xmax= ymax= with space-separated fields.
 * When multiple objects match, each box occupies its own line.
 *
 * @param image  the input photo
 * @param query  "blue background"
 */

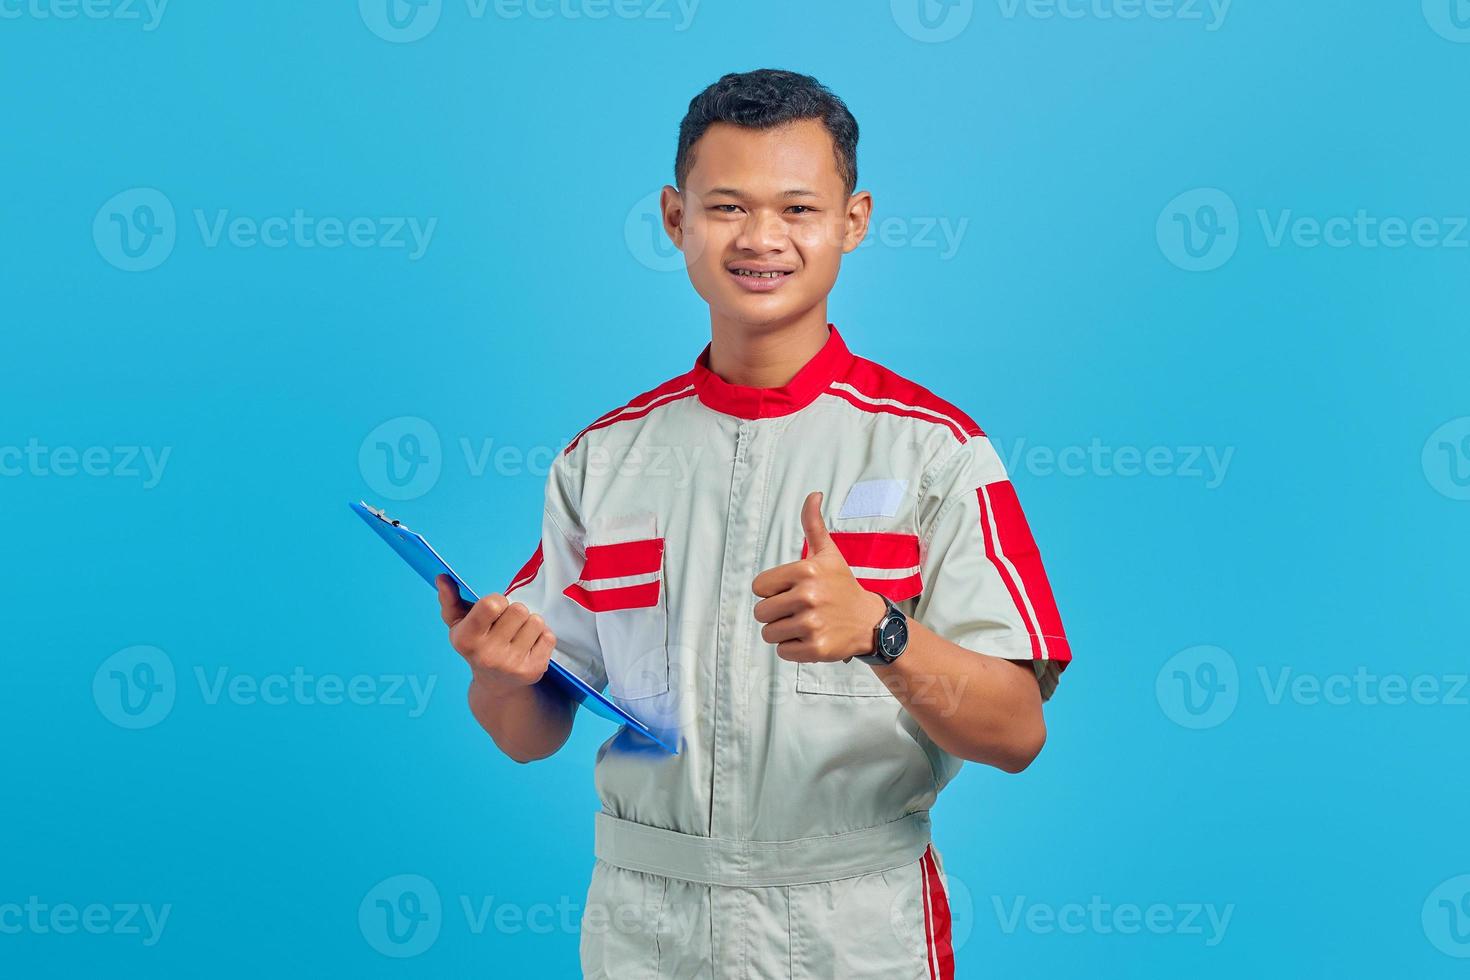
xmin=3 ymin=1 xmax=1468 ymax=976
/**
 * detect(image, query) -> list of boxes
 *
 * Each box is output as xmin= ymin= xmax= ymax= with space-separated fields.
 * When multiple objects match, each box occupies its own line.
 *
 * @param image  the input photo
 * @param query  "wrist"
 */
xmin=469 ymin=668 xmax=527 ymax=701
xmin=858 ymin=590 xmax=887 ymax=655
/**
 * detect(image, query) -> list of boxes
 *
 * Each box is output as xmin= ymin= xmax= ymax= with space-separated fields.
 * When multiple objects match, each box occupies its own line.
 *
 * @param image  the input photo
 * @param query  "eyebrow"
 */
xmin=705 ymin=187 xmax=821 ymax=199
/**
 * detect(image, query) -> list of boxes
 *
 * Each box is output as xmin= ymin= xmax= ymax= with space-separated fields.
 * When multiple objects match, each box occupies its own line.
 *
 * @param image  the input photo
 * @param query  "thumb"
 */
xmin=801 ymin=490 xmax=838 ymax=557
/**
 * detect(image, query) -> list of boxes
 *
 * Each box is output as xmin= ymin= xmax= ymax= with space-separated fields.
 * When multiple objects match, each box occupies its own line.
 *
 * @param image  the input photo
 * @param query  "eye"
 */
xmin=710 ymin=204 xmax=742 ymax=214
xmin=787 ymin=205 xmax=816 ymax=215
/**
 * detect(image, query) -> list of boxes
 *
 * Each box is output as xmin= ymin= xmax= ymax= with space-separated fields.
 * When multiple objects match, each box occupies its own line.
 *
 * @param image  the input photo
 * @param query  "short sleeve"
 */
xmin=910 ymin=435 xmax=1072 ymax=700
xmin=501 ymin=451 xmax=608 ymax=693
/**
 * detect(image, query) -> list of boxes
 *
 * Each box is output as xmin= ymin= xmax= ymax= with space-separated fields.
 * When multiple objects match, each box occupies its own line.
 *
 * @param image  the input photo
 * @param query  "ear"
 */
xmin=842 ymin=189 xmax=873 ymax=254
xmin=660 ymin=184 xmax=685 ymax=250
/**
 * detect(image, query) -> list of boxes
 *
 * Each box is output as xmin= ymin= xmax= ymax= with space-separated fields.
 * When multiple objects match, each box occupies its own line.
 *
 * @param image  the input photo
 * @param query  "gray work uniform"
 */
xmin=503 ymin=324 xmax=1071 ymax=978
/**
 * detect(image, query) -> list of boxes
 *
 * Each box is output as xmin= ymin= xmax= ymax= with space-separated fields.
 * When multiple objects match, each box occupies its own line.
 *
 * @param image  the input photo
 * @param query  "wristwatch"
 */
xmin=854 ymin=593 xmax=909 ymax=666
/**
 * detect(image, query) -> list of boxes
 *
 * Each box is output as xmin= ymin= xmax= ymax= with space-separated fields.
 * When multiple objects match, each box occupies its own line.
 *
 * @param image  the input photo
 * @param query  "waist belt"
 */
xmin=593 ymin=810 xmax=932 ymax=888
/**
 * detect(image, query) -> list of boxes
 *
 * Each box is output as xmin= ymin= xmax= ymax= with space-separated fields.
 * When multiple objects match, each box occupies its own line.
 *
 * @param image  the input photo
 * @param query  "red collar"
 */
xmin=690 ymin=323 xmax=855 ymax=420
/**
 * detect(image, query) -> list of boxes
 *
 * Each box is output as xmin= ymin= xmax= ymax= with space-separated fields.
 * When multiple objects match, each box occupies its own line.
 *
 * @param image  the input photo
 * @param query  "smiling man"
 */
xmin=435 ymin=69 xmax=1072 ymax=978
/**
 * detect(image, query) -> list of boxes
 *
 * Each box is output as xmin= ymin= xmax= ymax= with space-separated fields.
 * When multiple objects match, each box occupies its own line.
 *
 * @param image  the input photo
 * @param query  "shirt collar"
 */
xmin=690 ymin=323 xmax=854 ymax=420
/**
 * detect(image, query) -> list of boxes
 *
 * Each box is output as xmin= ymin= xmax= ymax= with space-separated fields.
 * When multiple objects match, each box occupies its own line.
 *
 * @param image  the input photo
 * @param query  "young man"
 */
xmin=435 ymin=69 xmax=1071 ymax=979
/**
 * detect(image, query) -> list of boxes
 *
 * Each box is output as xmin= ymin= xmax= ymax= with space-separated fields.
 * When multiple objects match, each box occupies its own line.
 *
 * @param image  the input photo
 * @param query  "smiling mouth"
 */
xmin=731 ymin=269 xmax=791 ymax=279
xmin=727 ymin=266 xmax=794 ymax=293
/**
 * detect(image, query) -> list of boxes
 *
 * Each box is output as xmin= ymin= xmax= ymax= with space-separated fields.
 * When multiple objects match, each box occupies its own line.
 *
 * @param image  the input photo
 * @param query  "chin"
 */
xmin=716 ymin=292 xmax=811 ymax=327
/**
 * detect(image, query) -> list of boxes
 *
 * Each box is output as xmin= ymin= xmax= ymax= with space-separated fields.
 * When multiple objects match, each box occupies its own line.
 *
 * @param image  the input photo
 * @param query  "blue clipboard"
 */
xmin=349 ymin=501 xmax=676 ymax=754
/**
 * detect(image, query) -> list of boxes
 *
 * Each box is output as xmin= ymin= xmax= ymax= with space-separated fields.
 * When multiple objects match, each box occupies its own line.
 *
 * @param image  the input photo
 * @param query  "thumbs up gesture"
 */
xmin=752 ymin=491 xmax=889 ymax=663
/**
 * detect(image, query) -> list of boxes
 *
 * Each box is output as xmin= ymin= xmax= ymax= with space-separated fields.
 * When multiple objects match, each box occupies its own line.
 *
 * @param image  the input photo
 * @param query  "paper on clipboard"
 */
xmin=348 ymin=501 xmax=677 ymax=754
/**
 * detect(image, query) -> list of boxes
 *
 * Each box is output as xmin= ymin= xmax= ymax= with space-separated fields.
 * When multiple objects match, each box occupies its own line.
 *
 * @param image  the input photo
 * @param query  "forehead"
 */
xmin=684 ymin=119 xmax=844 ymax=195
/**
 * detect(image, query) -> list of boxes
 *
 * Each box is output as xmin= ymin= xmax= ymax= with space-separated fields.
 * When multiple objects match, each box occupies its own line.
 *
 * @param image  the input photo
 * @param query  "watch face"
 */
xmin=878 ymin=615 xmax=907 ymax=657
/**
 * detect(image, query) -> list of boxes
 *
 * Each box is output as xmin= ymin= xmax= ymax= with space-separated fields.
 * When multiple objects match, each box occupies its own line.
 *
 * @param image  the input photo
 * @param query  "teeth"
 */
xmin=734 ymin=269 xmax=785 ymax=278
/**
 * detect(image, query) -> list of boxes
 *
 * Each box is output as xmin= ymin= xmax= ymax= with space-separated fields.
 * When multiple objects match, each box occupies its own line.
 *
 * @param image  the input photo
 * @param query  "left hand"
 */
xmin=752 ymin=490 xmax=888 ymax=663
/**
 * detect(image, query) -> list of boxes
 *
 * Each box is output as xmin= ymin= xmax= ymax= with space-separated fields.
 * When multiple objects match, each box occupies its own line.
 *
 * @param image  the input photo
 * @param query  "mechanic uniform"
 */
xmin=503 ymin=323 xmax=1071 ymax=979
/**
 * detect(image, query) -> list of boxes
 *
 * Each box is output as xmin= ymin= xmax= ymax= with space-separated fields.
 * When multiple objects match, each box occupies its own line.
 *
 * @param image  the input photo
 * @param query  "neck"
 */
xmin=706 ymin=306 xmax=832 ymax=388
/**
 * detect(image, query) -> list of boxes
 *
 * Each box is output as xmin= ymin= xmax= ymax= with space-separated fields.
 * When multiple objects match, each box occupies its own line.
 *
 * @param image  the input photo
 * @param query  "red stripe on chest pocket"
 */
xmin=563 ymin=537 xmax=664 ymax=612
xmin=802 ymin=531 xmax=923 ymax=602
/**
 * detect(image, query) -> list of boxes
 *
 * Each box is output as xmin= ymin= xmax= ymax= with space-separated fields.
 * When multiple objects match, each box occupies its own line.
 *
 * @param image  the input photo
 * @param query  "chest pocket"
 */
xmin=563 ymin=511 xmax=669 ymax=701
xmin=795 ymin=530 xmax=923 ymax=697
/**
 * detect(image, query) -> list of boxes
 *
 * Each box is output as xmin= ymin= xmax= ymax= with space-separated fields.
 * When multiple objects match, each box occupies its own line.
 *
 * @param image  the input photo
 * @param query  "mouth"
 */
xmin=727 ymin=264 xmax=796 ymax=293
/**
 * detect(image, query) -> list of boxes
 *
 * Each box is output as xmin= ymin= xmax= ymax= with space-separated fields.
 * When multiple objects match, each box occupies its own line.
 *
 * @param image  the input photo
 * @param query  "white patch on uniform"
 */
xmin=838 ymin=478 xmax=908 ymax=519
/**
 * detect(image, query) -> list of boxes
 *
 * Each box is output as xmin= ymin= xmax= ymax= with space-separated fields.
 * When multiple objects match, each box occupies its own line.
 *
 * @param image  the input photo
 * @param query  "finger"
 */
xmin=436 ymin=574 xmax=473 ymax=626
xmin=801 ymin=490 xmax=837 ymax=557
xmin=485 ymin=600 xmax=532 ymax=646
xmin=774 ymin=638 xmax=818 ymax=663
xmin=752 ymin=588 xmax=812 ymax=624
xmin=459 ymin=592 xmax=509 ymax=635
xmin=761 ymin=613 xmax=812 ymax=646
xmin=527 ymin=629 xmax=557 ymax=670
xmin=507 ymin=610 xmax=548 ymax=664
xmin=752 ymin=558 xmax=818 ymax=599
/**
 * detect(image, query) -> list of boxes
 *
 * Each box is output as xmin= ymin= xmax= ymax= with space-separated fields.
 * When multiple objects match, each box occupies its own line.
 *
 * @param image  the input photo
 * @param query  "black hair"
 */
xmin=674 ymin=69 xmax=859 ymax=195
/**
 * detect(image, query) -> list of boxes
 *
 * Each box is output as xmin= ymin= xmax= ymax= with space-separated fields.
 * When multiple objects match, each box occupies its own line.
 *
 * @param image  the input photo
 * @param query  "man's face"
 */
xmin=661 ymin=119 xmax=871 ymax=328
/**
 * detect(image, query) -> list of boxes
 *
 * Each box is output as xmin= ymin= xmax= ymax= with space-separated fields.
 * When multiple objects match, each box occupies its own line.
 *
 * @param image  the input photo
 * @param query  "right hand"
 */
xmin=436 ymin=574 xmax=557 ymax=693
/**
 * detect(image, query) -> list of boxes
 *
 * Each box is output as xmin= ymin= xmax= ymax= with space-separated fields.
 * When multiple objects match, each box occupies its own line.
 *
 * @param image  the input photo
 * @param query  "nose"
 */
xmin=734 ymin=208 xmax=788 ymax=255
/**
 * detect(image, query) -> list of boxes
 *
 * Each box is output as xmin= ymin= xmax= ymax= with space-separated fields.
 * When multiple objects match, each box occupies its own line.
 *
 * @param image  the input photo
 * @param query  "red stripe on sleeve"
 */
xmin=984 ymin=481 xmax=1071 ymax=664
xmin=975 ymin=485 xmax=1044 ymax=658
xmin=504 ymin=541 xmax=544 ymax=596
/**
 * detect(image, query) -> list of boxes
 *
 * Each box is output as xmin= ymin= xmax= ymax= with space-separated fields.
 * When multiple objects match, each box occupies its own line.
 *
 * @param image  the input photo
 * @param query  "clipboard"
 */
xmin=349 ymin=501 xmax=677 ymax=754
